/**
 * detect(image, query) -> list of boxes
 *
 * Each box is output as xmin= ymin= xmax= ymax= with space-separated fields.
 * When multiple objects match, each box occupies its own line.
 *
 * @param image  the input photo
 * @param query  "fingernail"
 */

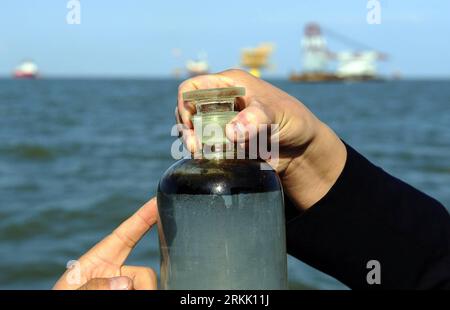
xmin=187 ymin=136 xmax=197 ymax=152
xmin=109 ymin=276 xmax=131 ymax=290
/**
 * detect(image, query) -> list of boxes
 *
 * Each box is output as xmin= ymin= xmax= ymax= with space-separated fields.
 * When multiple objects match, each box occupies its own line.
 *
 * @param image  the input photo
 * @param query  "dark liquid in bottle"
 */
xmin=158 ymin=159 xmax=287 ymax=289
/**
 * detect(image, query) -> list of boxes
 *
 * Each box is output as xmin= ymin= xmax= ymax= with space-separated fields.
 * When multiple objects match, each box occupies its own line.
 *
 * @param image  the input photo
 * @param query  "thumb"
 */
xmin=77 ymin=276 xmax=133 ymax=290
xmin=121 ymin=266 xmax=158 ymax=290
xmin=226 ymin=99 xmax=272 ymax=143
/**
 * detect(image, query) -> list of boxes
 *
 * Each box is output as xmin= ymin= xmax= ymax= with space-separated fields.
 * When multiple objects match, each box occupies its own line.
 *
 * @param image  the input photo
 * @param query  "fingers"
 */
xmin=174 ymin=107 xmax=182 ymax=129
xmin=225 ymin=99 xmax=273 ymax=143
xmin=80 ymin=197 xmax=158 ymax=267
xmin=121 ymin=266 xmax=157 ymax=290
xmin=54 ymin=199 xmax=158 ymax=291
xmin=182 ymin=127 xmax=200 ymax=154
xmin=174 ymin=108 xmax=199 ymax=154
xmin=77 ymin=276 xmax=133 ymax=290
xmin=75 ymin=267 xmax=157 ymax=290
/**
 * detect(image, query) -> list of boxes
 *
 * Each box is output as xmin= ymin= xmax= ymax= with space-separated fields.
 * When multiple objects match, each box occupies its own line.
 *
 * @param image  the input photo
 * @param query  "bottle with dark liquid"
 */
xmin=157 ymin=87 xmax=287 ymax=289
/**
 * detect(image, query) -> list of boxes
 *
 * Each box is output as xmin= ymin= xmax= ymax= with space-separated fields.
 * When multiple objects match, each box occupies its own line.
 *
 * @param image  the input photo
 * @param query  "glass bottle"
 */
xmin=157 ymin=87 xmax=287 ymax=289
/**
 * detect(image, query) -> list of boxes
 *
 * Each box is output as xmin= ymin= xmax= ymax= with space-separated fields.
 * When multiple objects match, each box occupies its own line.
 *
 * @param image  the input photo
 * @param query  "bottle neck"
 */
xmin=192 ymin=98 xmax=238 ymax=159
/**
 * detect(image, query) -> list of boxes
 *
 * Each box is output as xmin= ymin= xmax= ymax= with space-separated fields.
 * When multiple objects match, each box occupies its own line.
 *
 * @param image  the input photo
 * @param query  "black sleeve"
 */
xmin=285 ymin=143 xmax=450 ymax=289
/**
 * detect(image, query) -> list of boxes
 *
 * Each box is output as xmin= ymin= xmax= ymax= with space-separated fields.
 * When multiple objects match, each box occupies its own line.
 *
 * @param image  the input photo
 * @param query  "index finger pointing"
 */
xmin=80 ymin=197 xmax=158 ymax=266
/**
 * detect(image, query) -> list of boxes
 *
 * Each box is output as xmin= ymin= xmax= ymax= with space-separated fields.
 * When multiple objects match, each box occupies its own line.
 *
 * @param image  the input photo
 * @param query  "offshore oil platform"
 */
xmin=178 ymin=22 xmax=386 ymax=81
xmin=240 ymin=43 xmax=274 ymax=78
xmin=290 ymin=23 xmax=387 ymax=82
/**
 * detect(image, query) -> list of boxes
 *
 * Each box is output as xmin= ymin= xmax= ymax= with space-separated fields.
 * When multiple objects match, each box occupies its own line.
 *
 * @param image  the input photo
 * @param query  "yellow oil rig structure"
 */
xmin=240 ymin=43 xmax=274 ymax=78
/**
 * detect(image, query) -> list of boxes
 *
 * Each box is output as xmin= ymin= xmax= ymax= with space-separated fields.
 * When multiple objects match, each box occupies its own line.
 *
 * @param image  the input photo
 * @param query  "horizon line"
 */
xmin=1 ymin=74 xmax=450 ymax=81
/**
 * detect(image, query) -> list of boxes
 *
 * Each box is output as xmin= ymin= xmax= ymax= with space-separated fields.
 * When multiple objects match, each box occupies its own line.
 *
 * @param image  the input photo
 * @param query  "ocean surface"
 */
xmin=0 ymin=78 xmax=449 ymax=289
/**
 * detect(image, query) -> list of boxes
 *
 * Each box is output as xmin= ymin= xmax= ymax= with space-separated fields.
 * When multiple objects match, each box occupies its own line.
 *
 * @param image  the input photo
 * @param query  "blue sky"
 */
xmin=0 ymin=0 xmax=449 ymax=77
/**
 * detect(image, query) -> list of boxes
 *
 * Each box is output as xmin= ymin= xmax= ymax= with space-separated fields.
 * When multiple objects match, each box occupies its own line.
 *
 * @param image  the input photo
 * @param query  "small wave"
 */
xmin=419 ymin=165 xmax=450 ymax=174
xmin=0 ymin=260 xmax=61 ymax=288
xmin=0 ymin=208 xmax=89 ymax=242
xmin=1 ymin=144 xmax=54 ymax=161
xmin=6 ymin=182 xmax=40 ymax=192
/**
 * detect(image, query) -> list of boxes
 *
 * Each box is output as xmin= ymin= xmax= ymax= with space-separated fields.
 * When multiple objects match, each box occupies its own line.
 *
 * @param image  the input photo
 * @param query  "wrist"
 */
xmin=281 ymin=122 xmax=347 ymax=210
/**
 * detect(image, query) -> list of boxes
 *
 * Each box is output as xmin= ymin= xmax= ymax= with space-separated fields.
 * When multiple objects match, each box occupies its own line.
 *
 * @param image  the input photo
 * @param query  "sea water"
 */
xmin=158 ymin=191 xmax=287 ymax=289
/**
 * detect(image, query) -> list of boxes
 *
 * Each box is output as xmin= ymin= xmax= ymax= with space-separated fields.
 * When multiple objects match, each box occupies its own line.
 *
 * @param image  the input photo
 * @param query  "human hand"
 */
xmin=53 ymin=198 xmax=158 ymax=290
xmin=176 ymin=69 xmax=347 ymax=210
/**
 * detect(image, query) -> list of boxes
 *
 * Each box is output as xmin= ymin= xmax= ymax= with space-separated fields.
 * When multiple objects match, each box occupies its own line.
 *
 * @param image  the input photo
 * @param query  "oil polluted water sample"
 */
xmin=157 ymin=87 xmax=287 ymax=289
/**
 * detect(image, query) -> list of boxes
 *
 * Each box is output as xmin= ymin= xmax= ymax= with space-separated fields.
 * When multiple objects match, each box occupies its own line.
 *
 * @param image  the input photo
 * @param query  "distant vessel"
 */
xmin=290 ymin=23 xmax=386 ymax=82
xmin=186 ymin=55 xmax=209 ymax=76
xmin=13 ymin=60 xmax=39 ymax=79
xmin=240 ymin=43 xmax=274 ymax=78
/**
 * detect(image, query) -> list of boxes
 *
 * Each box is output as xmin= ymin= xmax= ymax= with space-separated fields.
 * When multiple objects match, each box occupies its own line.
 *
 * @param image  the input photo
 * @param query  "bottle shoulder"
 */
xmin=158 ymin=159 xmax=282 ymax=195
